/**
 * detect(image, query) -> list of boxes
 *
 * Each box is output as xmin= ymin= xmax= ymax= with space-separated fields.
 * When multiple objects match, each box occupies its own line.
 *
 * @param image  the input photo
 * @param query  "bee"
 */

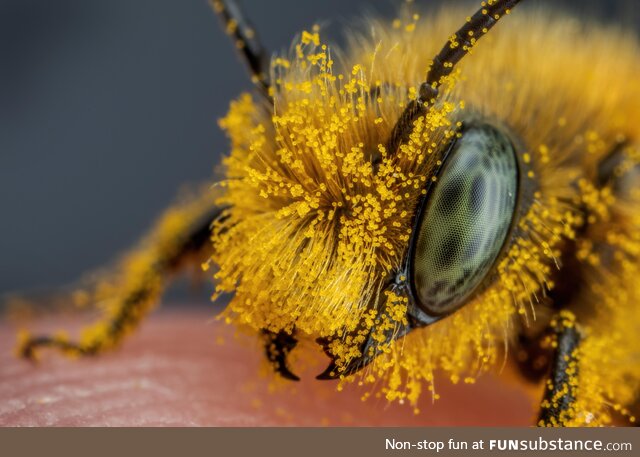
xmin=16 ymin=0 xmax=640 ymax=427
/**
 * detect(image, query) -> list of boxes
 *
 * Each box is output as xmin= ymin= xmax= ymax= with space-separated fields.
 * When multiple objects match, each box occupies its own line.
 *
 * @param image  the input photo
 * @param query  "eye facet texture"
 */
xmin=411 ymin=125 xmax=518 ymax=315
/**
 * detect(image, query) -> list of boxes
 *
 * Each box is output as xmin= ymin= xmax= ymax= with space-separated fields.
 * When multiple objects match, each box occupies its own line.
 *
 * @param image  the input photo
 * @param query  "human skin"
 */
xmin=0 ymin=308 xmax=535 ymax=426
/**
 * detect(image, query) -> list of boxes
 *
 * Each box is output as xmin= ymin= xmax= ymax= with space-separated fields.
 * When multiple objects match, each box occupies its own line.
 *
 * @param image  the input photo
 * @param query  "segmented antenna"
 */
xmin=386 ymin=0 xmax=524 ymax=157
xmin=210 ymin=0 xmax=271 ymax=99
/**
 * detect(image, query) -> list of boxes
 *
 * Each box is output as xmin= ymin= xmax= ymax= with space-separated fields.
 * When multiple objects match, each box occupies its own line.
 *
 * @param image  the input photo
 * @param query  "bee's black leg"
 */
xmin=18 ymin=204 xmax=226 ymax=360
xmin=537 ymin=312 xmax=582 ymax=427
xmin=210 ymin=0 xmax=271 ymax=99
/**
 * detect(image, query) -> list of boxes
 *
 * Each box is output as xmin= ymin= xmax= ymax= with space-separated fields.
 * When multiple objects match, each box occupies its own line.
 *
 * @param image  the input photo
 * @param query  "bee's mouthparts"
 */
xmin=262 ymin=319 xmax=413 ymax=381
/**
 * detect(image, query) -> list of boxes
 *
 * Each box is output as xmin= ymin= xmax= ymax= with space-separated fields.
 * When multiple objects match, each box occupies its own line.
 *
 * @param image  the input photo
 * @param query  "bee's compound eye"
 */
xmin=410 ymin=124 xmax=518 ymax=315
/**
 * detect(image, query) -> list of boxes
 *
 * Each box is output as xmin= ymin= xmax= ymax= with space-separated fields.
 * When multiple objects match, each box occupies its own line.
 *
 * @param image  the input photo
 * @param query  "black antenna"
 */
xmin=210 ymin=0 xmax=271 ymax=99
xmin=386 ymin=0 xmax=524 ymax=157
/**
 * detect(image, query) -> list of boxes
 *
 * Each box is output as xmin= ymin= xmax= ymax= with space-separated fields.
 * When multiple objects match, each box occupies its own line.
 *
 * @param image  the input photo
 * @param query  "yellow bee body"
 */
xmin=19 ymin=2 xmax=640 ymax=426
xmin=210 ymin=6 xmax=640 ymax=425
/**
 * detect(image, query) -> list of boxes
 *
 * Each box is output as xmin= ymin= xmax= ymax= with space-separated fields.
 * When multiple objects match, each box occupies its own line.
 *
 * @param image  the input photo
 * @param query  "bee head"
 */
xmin=212 ymin=0 xmax=529 ymax=381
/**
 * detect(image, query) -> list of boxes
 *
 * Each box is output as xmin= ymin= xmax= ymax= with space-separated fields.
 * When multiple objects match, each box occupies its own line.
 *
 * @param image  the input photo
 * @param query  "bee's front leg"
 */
xmin=536 ymin=311 xmax=582 ymax=427
xmin=18 ymin=203 xmax=226 ymax=360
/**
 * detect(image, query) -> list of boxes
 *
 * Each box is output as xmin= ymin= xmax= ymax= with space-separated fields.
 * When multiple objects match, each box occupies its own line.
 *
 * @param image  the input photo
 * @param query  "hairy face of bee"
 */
xmin=408 ymin=124 xmax=519 ymax=316
xmin=211 ymin=11 xmax=543 ymax=380
xmin=211 ymin=2 xmax=640 ymax=422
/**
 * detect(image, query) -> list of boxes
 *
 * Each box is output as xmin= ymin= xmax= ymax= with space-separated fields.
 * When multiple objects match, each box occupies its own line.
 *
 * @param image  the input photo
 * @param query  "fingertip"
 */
xmin=0 ymin=309 xmax=536 ymax=426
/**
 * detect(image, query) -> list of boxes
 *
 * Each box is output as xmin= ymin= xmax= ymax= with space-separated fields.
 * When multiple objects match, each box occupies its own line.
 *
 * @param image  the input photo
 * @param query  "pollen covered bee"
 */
xmin=17 ymin=0 xmax=640 ymax=427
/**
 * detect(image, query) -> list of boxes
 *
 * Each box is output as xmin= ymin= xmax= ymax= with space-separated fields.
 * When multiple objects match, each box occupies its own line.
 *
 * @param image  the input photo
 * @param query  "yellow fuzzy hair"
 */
xmin=210 ymin=4 xmax=640 ymax=426
xmin=16 ymin=188 xmax=218 ymax=358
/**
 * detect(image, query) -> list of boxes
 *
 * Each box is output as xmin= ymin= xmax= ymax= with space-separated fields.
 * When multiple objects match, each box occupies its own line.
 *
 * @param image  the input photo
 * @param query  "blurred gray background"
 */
xmin=0 ymin=0 xmax=637 ymax=301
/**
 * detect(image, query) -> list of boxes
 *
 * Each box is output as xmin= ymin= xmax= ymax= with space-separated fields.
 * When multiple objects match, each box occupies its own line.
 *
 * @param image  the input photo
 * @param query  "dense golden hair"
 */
xmin=211 ymin=5 xmax=640 ymax=425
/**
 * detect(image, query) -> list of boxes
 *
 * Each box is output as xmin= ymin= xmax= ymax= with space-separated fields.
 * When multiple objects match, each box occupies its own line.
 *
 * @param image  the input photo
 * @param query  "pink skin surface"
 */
xmin=0 ymin=309 xmax=536 ymax=426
